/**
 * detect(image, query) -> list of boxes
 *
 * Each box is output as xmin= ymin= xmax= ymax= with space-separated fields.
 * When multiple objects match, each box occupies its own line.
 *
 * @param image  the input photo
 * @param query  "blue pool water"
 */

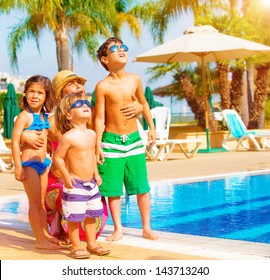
xmin=107 ymin=172 xmax=270 ymax=244
xmin=1 ymin=172 xmax=270 ymax=244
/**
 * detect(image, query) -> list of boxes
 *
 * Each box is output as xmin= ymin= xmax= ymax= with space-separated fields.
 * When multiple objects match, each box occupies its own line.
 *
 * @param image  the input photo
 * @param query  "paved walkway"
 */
xmin=1 ymin=150 xmax=270 ymax=260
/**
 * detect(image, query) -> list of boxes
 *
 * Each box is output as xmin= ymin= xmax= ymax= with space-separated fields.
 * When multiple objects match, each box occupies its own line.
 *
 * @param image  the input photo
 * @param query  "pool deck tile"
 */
xmin=1 ymin=150 xmax=270 ymax=260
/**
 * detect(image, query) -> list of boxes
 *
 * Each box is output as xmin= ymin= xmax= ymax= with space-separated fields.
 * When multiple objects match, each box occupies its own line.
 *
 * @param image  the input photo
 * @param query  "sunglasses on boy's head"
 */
xmin=69 ymin=99 xmax=91 ymax=110
xmin=108 ymin=44 xmax=129 ymax=53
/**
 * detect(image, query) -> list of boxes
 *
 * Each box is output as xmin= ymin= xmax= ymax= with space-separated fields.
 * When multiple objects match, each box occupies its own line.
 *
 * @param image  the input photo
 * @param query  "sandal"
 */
xmin=68 ymin=248 xmax=90 ymax=259
xmin=87 ymin=246 xmax=110 ymax=256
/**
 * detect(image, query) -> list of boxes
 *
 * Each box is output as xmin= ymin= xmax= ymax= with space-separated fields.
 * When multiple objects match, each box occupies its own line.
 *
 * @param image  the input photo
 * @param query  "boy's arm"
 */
xmin=94 ymin=83 xmax=106 ymax=164
xmin=12 ymin=113 xmax=28 ymax=181
xmin=91 ymin=131 xmax=102 ymax=185
xmin=53 ymin=134 xmax=75 ymax=188
xmin=134 ymin=75 xmax=156 ymax=145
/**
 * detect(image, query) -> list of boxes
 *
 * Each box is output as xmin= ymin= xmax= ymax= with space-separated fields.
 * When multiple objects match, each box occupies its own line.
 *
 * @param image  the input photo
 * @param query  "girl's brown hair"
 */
xmin=23 ymin=75 xmax=54 ymax=113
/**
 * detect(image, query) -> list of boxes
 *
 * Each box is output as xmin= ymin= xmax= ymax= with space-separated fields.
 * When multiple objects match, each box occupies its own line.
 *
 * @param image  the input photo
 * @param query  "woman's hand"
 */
xmin=21 ymin=130 xmax=45 ymax=149
xmin=120 ymin=95 xmax=143 ymax=119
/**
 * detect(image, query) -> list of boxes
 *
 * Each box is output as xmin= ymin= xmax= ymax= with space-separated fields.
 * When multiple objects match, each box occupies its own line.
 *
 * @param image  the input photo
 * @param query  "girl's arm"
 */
xmin=53 ymin=134 xmax=74 ymax=188
xmin=11 ymin=113 xmax=28 ymax=181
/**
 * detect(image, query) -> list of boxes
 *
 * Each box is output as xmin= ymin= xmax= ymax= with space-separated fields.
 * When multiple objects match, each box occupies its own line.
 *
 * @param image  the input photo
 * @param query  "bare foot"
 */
xmin=47 ymin=236 xmax=62 ymax=245
xmin=143 ymin=229 xmax=159 ymax=240
xmin=106 ymin=230 xmax=123 ymax=241
xmin=35 ymin=240 xmax=61 ymax=250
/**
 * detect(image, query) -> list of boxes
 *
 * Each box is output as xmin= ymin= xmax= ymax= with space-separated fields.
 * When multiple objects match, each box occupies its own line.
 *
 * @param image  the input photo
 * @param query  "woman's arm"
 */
xmin=21 ymin=130 xmax=45 ymax=149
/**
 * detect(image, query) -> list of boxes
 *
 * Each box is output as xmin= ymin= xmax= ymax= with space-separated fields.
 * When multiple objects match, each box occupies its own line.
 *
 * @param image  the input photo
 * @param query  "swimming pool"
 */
xmin=107 ymin=172 xmax=270 ymax=244
xmin=1 ymin=171 xmax=270 ymax=244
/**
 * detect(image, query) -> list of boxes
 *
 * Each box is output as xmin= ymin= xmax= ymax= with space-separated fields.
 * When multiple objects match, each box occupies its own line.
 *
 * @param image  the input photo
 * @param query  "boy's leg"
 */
xmin=137 ymin=192 xmax=159 ymax=240
xmin=85 ymin=217 xmax=110 ymax=255
xmin=106 ymin=196 xmax=123 ymax=241
xmin=67 ymin=221 xmax=90 ymax=258
xmin=84 ymin=217 xmax=97 ymax=247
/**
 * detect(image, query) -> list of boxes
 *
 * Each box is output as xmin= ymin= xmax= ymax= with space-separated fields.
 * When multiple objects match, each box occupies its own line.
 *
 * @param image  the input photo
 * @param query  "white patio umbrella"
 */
xmin=135 ymin=25 xmax=270 ymax=152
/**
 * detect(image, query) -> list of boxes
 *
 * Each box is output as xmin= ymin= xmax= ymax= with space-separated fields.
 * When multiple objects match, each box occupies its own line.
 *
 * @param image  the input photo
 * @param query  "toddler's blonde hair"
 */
xmin=55 ymin=92 xmax=88 ymax=135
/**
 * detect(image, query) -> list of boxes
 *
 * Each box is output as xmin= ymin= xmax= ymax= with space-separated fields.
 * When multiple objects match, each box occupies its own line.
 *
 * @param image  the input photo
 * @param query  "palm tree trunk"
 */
xmin=217 ymin=63 xmax=230 ymax=109
xmin=248 ymin=64 xmax=270 ymax=129
xmin=180 ymin=75 xmax=218 ymax=131
xmin=230 ymin=67 xmax=244 ymax=115
xmin=55 ymin=27 xmax=70 ymax=71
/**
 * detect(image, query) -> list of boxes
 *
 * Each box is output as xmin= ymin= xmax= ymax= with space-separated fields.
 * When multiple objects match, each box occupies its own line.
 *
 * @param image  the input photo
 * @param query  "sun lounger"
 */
xmin=222 ymin=109 xmax=270 ymax=151
xmin=137 ymin=119 xmax=202 ymax=161
xmin=146 ymin=138 xmax=202 ymax=161
xmin=0 ymin=134 xmax=14 ymax=173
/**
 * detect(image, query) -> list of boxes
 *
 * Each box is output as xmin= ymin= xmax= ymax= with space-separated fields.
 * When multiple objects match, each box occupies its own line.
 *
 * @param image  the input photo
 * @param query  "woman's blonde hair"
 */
xmin=55 ymin=92 xmax=87 ymax=135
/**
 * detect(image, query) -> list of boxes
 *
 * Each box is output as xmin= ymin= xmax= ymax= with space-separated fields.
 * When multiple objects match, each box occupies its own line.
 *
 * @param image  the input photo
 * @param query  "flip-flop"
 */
xmin=87 ymin=246 xmax=110 ymax=256
xmin=68 ymin=248 xmax=90 ymax=259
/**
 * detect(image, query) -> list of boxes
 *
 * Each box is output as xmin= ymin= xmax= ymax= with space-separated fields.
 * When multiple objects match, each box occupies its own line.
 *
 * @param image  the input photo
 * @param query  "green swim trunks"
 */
xmin=98 ymin=131 xmax=150 ymax=197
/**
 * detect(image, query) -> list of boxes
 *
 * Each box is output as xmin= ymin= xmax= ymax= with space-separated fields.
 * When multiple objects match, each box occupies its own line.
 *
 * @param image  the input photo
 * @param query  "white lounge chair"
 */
xmin=0 ymin=134 xmax=14 ymax=173
xmin=150 ymin=107 xmax=171 ymax=140
xmin=222 ymin=109 xmax=270 ymax=151
xmin=137 ymin=106 xmax=202 ymax=160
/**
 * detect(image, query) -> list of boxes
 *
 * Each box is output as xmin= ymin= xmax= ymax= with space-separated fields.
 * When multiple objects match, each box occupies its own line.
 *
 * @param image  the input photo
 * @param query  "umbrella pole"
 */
xmin=202 ymin=56 xmax=211 ymax=152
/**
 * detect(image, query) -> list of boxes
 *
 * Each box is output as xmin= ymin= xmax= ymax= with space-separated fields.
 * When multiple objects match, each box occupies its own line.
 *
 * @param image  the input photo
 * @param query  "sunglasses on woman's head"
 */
xmin=69 ymin=99 xmax=91 ymax=110
xmin=108 ymin=44 xmax=129 ymax=53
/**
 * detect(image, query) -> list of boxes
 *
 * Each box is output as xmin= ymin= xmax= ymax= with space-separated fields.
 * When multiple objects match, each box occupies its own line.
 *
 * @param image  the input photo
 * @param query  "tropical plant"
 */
xmin=1 ymin=0 xmax=144 ymax=72
xmin=242 ymin=0 xmax=270 ymax=128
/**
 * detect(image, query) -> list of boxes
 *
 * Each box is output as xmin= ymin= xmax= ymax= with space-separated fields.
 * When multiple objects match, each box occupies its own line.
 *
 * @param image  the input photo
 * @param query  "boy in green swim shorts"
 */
xmin=95 ymin=37 xmax=159 ymax=241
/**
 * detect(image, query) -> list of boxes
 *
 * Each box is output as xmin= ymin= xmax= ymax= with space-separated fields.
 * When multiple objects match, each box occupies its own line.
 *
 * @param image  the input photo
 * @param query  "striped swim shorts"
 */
xmin=62 ymin=178 xmax=103 ymax=222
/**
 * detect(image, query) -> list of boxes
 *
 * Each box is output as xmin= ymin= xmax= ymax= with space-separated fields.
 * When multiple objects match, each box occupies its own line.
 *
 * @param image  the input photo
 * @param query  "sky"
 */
xmin=0 ymin=10 xmax=194 ymax=97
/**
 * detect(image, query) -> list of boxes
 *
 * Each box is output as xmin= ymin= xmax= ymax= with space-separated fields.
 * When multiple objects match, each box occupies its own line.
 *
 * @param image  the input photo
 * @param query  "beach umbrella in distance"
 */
xmin=3 ymin=83 xmax=21 ymax=139
xmin=135 ymin=25 xmax=270 ymax=152
xmin=143 ymin=86 xmax=155 ymax=129
xmin=143 ymin=86 xmax=163 ymax=129
xmin=145 ymin=86 xmax=155 ymax=109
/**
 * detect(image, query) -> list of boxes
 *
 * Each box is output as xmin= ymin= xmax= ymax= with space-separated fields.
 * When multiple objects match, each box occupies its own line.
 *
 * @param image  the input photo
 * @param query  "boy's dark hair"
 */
xmin=96 ymin=37 xmax=123 ymax=71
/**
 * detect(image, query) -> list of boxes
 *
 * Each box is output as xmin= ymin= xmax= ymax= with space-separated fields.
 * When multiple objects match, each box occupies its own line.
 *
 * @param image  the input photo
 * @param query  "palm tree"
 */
xmin=2 ymin=0 xmax=143 ymax=71
xmin=147 ymin=63 xmax=219 ymax=130
xmin=230 ymin=67 xmax=244 ymax=115
xmin=242 ymin=0 xmax=270 ymax=128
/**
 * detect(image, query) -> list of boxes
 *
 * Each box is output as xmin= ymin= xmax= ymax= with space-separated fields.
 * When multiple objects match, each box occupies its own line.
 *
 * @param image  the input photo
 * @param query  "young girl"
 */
xmin=11 ymin=75 xmax=59 ymax=250
xmin=53 ymin=92 xmax=110 ymax=259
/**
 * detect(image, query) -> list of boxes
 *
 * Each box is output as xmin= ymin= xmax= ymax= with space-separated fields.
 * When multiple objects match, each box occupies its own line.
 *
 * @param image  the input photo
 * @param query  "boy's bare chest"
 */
xmin=106 ymin=82 xmax=136 ymax=102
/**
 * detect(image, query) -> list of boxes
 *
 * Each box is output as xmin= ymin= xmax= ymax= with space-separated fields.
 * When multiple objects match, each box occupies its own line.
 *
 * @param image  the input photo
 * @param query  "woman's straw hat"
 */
xmin=52 ymin=70 xmax=87 ymax=102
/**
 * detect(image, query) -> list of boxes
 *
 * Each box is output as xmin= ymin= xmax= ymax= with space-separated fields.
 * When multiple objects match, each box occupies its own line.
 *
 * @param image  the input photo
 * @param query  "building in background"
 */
xmin=0 ymin=72 xmax=26 ymax=93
